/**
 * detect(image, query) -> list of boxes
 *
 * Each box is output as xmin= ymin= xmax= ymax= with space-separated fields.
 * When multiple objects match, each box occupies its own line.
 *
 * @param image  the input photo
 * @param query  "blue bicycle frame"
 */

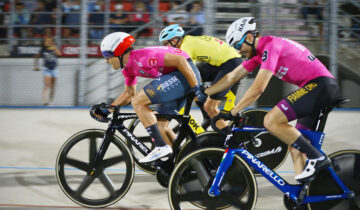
xmin=208 ymin=126 xmax=355 ymax=204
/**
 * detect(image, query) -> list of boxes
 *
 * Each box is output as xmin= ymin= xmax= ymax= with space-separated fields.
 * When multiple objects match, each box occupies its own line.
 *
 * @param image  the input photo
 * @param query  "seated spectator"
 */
xmin=61 ymin=27 xmax=78 ymax=45
xmin=166 ymin=1 xmax=189 ymax=26
xmin=110 ymin=3 xmax=129 ymax=33
xmin=11 ymin=2 xmax=31 ymax=38
xmin=31 ymin=1 xmax=53 ymax=35
xmin=129 ymin=2 xmax=150 ymax=38
xmin=340 ymin=3 xmax=360 ymax=38
xmin=186 ymin=1 xmax=205 ymax=36
xmin=0 ymin=2 xmax=7 ymax=43
xmin=63 ymin=0 xmax=81 ymax=35
xmin=89 ymin=0 xmax=105 ymax=41
xmin=299 ymin=0 xmax=324 ymax=40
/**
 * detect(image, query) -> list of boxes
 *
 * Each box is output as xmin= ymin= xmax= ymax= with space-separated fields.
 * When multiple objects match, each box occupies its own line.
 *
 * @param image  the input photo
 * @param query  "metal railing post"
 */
xmin=204 ymin=0 xmax=215 ymax=36
xmin=78 ymin=0 xmax=88 ymax=105
xmin=329 ymin=0 xmax=338 ymax=79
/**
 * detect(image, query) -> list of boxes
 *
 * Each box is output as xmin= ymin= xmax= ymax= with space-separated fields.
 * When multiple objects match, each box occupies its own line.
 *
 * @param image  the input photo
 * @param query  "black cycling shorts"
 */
xmin=276 ymin=76 xmax=341 ymax=129
xmin=197 ymin=57 xmax=243 ymax=100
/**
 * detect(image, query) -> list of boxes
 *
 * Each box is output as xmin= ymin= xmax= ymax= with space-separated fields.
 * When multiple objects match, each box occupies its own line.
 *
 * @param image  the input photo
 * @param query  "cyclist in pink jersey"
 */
xmin=205 ymin=17 xmax=342 ymax=182
xmin=92 ymin=32 xmax=206 ymax=163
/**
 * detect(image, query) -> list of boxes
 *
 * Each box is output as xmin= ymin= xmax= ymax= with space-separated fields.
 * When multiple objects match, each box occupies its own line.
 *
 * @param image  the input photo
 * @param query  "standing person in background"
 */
xmin=33 ymin=37 xmax=61 ymax=106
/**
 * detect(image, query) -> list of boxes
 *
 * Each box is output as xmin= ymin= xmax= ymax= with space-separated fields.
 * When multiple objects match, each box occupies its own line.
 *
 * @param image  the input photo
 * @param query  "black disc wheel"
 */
xmin=168 ymin=148 xmax=257 ymax=210
xmin=237 ymin=109 xmax=288 ymax=174
xmin=56 ymin=129 xmax=135 ymax=208
xmin=307 ymin=150 xmax=360 ymax=210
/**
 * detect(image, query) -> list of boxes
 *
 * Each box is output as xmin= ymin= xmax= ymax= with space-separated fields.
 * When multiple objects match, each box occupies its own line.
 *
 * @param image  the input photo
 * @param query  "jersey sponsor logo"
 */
xmin=307 ymin=54 xmax=316 ymax=61
xmin=134 ymin=59 xmax=143 ymax=67
xmin=287 ymin=83 xmax=318 ymax=103
xmin=237 ymin=18 xmax=248 ymax=32
xmin=281 ymin=104 xmax=289 ymax=111
xmin=146 ymin=89 xmax=156 ymax=97
xmin=262 ymin=50 xmax=268 ymax=61
xmin=173 ymin=48 xmax=183 ymax=54
xmin=241 ymin=150 xmax=285 ymax=186
xmin=197 ymin=56 xmax=210 ymax=62
xmin=275 ymin=66 xmax=289 ymax=79
xmin=156 ymin=76 xmax=180 ymax=92
xmin=148 ymin=58 xmax=158 ymax=67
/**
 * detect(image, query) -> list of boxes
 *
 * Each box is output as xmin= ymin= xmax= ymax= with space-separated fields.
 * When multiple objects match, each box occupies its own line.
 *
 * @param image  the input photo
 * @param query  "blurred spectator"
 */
xmin=31 ymin=1 xmax=52 ymax=35
xmin=61 ymin=27 xmax=78 ymax=45
xmin=129 ymin=2 xmax=150 ymax=38
xmin=110 ymin=3 xmax=129 ymax=33
xmin=11 ymin=2 xmax=31 ymax=38
xmin=63 ymin=0 xmax=81 ymax=35
xmin=33 ymin=36 xmax=61 ymax=106
xmin=0 ymin=2 xmax=7 ymax=43
xmin=43 ymin=0 xmax=57 ymax=12
xmin=186 ymin=1 xmax=205 ymax=36
xmin=89 ymin=0 xmax=105 ymax=41
xmin=299 ymin=0 xmax=324 ymax=40
xmin=166 ymin=1 xmax=189 ymax=26
xmin=340 ymin=3 xmax=360 ymax=38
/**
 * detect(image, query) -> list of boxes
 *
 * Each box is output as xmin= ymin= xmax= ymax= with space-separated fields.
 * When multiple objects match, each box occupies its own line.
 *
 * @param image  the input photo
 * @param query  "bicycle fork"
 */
xmin=208 ymin=148 xmax=236 ymax=197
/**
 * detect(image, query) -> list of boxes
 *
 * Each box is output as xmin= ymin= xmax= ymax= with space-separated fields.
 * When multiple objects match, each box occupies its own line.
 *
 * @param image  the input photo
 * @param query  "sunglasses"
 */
xmin=233 ymin=35 xmax=246 ymax=50
xmin=102 ymin=51 xmax=114 ymax=59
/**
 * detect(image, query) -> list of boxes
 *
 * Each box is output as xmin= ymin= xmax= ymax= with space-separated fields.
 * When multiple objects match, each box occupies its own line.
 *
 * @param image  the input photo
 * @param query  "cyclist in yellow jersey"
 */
xmin=158 ymin=24 xmax=243 ymax=138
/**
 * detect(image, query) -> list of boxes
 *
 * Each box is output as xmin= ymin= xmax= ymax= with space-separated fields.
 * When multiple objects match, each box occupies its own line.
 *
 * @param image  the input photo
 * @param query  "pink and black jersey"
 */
xmin=242 ymin=36 xmax=334 ymax=87
xmin=122 ymin=46 xmax=190 ymax=86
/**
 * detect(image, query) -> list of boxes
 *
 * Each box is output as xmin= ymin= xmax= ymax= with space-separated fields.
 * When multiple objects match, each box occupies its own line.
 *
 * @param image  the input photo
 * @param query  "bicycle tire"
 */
xmin=168 ymin=147 xmax=258 ymax=210
xmin=307 ymin=150 xmax=360 ymax=210
xmin=56 ymin=129 xmax=135 ymax=208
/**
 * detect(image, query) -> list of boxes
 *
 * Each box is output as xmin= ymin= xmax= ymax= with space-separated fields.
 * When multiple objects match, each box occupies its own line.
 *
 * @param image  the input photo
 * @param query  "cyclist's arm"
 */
xmin=164 ymin=53 xmax=198 ymax=88
xmin=111 ymin=84 xmax=136 ymax=106
xmin=230 ymin=68 xmax=273 ymax=115
xmin=204 ymin=64 xmax=248 ymax=96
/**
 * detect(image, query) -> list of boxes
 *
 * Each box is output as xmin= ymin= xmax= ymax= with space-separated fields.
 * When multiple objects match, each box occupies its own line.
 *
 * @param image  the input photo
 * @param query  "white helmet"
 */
xmin=100 ymin=32 xmax=135 ymax=58
xmin=226 ymin=17 xmax=256 ymax=47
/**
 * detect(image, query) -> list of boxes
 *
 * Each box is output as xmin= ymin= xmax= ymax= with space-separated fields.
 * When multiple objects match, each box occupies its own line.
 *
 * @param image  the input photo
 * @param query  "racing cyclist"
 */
xmin=94 ymin=32 xmax=206 ymax=163
xmin=206 ymin=17 xmax=342 ymax=181
xmin=159 ymin=24 xmax=243 ymax=140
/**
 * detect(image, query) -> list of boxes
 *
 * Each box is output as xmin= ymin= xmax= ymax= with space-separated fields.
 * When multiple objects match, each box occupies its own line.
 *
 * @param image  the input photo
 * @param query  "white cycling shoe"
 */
xmin=295 ymin=156 xmax=331 ymax=182
xmin=139 ymin=145 xmax=173 ymax=163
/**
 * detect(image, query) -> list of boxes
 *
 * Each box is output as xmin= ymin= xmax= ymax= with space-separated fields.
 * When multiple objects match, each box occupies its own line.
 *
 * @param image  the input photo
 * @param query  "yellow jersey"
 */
xmin=180 ymin=35 xmax=241 ymax=67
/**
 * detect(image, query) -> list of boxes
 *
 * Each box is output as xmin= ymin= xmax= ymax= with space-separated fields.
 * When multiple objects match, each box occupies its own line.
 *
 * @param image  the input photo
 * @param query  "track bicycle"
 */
xmin=56 ymin=93 xmax=207 ymax=207
xmin=168 ymin=99 xmax=360 ymax=210
xmin=126 ymin=88 xmax=288 ymax=175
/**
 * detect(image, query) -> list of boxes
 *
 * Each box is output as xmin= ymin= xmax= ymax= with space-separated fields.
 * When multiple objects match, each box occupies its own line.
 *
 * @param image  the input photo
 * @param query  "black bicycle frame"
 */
xmin=92 ymin=93 xmax=197 ymax=167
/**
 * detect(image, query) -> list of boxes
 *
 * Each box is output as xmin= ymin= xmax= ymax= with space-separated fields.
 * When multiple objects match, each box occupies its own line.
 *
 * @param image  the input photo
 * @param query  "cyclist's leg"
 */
xmin=156 ymin=99 xmax=186 ymax=145
xmin=264 ymin=77 xmax=341 ymax=181
xmin=204 ymin=57 xmax=242 ymax=129
xmin=290 ymin=116 xmax=317 ymax=175
xmin=135 ymin=71 xmax=194 ymax=162
xmin=196 ymin=62 xmax=217 ymax=128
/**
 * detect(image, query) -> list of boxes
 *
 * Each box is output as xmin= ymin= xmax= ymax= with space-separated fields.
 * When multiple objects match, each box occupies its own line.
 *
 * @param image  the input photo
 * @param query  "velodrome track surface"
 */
xmin=0 ymin=107 xmax=359 ymax=210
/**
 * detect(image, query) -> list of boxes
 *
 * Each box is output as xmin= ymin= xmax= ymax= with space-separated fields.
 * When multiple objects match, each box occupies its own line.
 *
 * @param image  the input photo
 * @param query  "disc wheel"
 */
xmin=242 ymin=109 xmax=288 ymax=174
xmin=178 ymin=109 xmax=288 ymax=175
xmin=168 ymin=148 xmax=257 ymax=210
xmin=56 ymin=129 xmax=135 ymax=208
xmin=307 ymin=150 xmax=360 ymax=210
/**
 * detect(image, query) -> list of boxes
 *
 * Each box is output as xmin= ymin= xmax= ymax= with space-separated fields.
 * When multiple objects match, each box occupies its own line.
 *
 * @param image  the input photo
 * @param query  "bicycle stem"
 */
xmin=208 ymin=148 xmax=236 ymax=197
